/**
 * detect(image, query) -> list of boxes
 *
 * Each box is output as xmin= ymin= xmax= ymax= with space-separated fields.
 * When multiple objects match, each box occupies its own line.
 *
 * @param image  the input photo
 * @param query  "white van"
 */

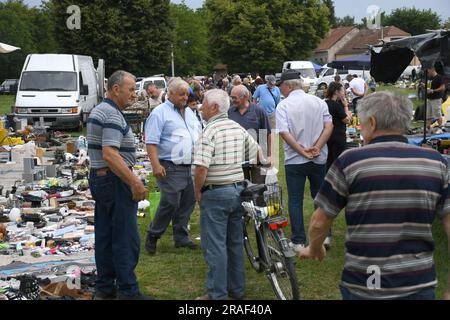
xmin=282 ymin=61 xmax=318 ymax=91
xmin=135 ymin=76 xmax=167 ymax=96
xmin=15 ymin=54 xmax=104 ymax=130
xmin=317 ymin=65 xmax=370 ymax=90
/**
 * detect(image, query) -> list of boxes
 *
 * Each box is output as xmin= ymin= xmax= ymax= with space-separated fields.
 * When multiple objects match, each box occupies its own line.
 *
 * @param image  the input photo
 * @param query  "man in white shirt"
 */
xmin=347 ymin=74 xmax=367 ymax=114
xmin=276 ymin=69 xmax=333 ymax=252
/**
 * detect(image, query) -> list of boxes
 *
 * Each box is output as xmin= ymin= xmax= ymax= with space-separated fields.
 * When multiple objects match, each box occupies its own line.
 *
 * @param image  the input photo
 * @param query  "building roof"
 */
xmin=316 ymin=27 xmax=357 ymax=51
xmin=337 ymin=26 xmax=410 ymax=56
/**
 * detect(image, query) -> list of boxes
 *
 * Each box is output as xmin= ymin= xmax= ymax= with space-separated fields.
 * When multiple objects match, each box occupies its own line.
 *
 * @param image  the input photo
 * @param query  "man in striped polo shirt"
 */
xmin=299 ymin=91 xmax=450 ymax=300
xmin=87 ymin=70 xmax=152 ymax=300
xmin=193 ymin=89 xmax=263 ymax=300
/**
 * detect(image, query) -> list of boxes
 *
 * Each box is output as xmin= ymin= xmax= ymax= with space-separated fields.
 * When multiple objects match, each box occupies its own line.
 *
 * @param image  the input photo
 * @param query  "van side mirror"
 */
xmin=81 ymin=84 xmax=89 ymax=95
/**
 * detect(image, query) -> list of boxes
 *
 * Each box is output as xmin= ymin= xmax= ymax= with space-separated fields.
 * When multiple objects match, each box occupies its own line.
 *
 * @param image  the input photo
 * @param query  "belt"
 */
xmin=92 ymin=166 xmax=132 ymax=176
xmin=201 ymin=182 xmax=245 ymax=193
xmin=160 ymin=160 xmax=191 ymax=167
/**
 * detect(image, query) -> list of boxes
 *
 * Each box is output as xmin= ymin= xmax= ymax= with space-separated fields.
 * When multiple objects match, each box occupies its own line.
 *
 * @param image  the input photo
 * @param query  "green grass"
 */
xmin=1 ymin=87 xmax=447 ymax=300
xmin=135 ymin=140 xmax=449 ymax=300
xmin=0 ymin=94 xmax=15 ymax=115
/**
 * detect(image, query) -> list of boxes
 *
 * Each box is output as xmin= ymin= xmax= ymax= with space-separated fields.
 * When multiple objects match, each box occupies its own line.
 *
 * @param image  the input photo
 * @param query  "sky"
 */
xmin=6 ymin=0 xmax=450 ymax=22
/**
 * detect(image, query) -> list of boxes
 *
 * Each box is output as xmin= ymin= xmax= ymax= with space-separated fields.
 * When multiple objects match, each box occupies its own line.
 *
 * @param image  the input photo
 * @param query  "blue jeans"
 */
xmin=200 ymin=184 xmax=245 ymax=300
xmin=340 ymin=286 xmax=436 ymax=300
xmin=89 ymin=169 xmax=140 ymax=297
xmin=285 ymin=162 xmax=326 ymax=245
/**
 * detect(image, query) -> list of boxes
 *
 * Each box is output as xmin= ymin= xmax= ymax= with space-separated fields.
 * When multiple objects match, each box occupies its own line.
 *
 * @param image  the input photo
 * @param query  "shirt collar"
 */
xmin=104 ymin=98 xmax=120 ymax=110
xmin=369 ymin=135 xmax=408 ymax=145
xmin=206 ymin=112 xmax=227 ymax=125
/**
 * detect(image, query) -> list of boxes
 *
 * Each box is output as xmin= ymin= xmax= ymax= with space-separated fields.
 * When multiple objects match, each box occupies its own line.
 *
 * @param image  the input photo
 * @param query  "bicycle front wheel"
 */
xmin=263 ymin=226 xmax=300 ymax=300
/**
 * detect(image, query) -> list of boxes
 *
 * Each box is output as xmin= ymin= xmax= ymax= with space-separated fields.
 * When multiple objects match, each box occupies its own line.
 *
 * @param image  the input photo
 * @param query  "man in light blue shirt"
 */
xmin=252 ymin=75 xmax=281 ymax=129
xmin=276 ymin=70 xmax=333 ymax=252
xmin=144 ymin=77 xmax=202 ymax=254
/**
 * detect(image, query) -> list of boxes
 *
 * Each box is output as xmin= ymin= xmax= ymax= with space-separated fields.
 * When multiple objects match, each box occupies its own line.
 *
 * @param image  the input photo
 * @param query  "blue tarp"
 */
xmin=407 ymin=133 xmax=450 ymax=146
xmin=310 ymin=61 xmax=322 ymax=71
xmin=330 ymin=53 xmax=371 ymax=70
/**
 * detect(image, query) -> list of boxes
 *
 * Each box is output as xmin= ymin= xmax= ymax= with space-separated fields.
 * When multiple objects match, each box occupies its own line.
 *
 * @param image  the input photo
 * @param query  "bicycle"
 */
xmin=241 ymin=181 xmax=300 ymax=300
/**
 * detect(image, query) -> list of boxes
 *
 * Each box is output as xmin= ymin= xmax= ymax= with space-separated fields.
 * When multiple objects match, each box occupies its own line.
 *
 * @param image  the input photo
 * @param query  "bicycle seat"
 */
xmin=241 ymin=181 xmax=267 ymax=206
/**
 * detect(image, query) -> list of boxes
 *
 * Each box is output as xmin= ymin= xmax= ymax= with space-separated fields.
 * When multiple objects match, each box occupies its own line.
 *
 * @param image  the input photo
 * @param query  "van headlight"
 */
xmin=15 ymin=108 xmax=28 ymax=114
xmin=62 ymin=107 xmax=78 ymax=114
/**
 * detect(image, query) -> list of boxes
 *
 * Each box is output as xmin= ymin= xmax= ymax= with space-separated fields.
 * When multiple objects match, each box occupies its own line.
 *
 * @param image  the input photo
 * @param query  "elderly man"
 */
xmin=346 ymin=74 xmax=367 ymax=114
xmin=276 ymin=69 xmax=333 ymax=252
xmin=300 ymin=91 xmax=450 ymax=300
xmin=146 ymin=83 xmax=166 ymax=111
xmin=144 ymin=77 xmax=202 ymax=254
xmin=87 ymin=70 xmax=152 ymax=300
xmin=228 ymin=84 xmax=272 ymax=184
xmin=193 ymin=89 xmax=262 ymax=300
xmin=252 ymin=75 xmax=281 ymax=129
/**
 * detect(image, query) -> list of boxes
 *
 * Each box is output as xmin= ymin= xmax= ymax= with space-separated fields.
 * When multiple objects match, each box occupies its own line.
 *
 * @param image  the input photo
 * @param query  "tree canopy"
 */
xmin=204 ymin=0 xmax=330 ymax=75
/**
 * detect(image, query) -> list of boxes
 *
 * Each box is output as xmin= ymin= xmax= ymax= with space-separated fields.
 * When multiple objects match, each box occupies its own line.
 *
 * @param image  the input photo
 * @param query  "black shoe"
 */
xmin=117 ymin=292 xmax=155 ymax=300
xmin=145 ymin=234 xmax=158 ymax=255
xmin=93 ymin=289 xmax=117 ymax=300
xmin=175 ymin=241 xmax=198 ymax=250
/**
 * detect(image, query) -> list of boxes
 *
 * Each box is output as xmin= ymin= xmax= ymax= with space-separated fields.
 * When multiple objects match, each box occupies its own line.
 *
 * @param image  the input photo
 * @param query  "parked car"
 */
xmin=0 ymin=79 xmax=19 ymax=95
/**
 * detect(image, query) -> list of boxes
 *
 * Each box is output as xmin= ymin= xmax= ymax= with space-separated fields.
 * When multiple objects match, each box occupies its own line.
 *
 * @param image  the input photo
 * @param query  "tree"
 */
xmin=322 ymin=0 xmax=336 ymax=28
xmin=204 ymin=0 xmax=330 ymax=75
xmin=335 ymin=15 xmax=355 ymax=27
xmin=443 ymin=18 xmax=450 ymax=30
xmin=50 ymin=0 xmax=173 ymax=77
xmin=170 ymin=3 xmax=211 ymax=76
xmin=383 ymin=7 xmax=441 ymax=35
xmin=0 ymin=0 xmax=57 ymax=80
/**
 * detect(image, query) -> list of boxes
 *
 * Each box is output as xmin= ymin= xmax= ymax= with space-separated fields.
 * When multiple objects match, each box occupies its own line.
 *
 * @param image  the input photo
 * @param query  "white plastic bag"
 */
xmin=263 ymin=167 xmax=279 ymax=184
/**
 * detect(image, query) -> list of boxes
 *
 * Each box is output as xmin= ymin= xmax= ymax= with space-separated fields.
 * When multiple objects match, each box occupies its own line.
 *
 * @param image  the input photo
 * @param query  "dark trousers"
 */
xmin=89 ymin=170 xmax=140 ymax=297
xmin=242 ymin=165 xmax=266 ymax=184
xmin=326 ymin=135 xmax=347 ymax=171
xmin=285 ymin=162 xmax=326 ymax=244
xmin=147 ymin=161 xmax=195 ymax=244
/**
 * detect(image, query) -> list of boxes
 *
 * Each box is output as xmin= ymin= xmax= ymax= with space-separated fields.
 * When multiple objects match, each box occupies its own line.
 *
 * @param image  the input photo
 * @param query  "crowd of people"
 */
xmin=86 ymin=68 xmax=450 ymax=300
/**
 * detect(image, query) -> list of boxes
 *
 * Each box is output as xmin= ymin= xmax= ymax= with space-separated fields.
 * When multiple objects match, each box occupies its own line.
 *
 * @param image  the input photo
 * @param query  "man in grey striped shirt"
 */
xmin=87 ymin=70 xmax=151 ymax=300
xmin=299 ymin=91 xmax=450 ymax=300
xmin=193 ymin=89 xmax=265 ymax=300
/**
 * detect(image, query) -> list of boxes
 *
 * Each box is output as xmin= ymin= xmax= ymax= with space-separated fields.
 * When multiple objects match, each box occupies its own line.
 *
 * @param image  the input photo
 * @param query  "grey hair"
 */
xmin=204 ymin=89 xmax=230 ymax=113
xmin=232 ymin=75 xmax=242 ymax=86
xmin=107 ymin=70 xmax=135 ymax=91
xmin=357 ymin=91 xmax=413 ymax=133
xmin=234 ymin=84 xmax=251 ymax=99
xmin=283 ymin=79 xmax=303 ymax=90
xmin=167 ymin=77 xmax=189 ymax=95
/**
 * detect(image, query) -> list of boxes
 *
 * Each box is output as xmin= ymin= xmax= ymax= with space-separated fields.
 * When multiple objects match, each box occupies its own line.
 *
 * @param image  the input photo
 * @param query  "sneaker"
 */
xmin=117 ymin=292 xmax=155 ymax=300
xmin=195 ymin=294 xmax=210 ymax=300
xmin=145 ymin=234 xmax=158 ymax=255
xmin=175 ymin=241 xmax=198 ymax=250
xmin=323 ymin=236 xmax=332 ymax=250
xmin=292 ymin=243 xmax=305 ymax=253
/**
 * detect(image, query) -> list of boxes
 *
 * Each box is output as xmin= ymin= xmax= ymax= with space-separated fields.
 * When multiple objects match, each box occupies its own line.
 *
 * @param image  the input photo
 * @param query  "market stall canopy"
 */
xmin=0 ymin=42 xmax=21 ymax=54
xmin=310 ymin=61 xmax=322 ymax=72
xmin=370 ymin=30 xmax=450 ymax=83
xmin=329 ymin=53 xmax=371 ymax=70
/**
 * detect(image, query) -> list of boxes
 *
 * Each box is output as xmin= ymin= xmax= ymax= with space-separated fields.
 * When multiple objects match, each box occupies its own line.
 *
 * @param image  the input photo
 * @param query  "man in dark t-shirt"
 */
xmin=425 ymin=67 xmax=445 ymax=128
xmin=229 ymin=85 xmax=272 ymax=184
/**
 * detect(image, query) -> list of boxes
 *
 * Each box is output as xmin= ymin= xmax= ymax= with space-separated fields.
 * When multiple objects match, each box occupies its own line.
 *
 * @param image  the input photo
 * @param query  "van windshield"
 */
xmin=297 ymin=69 xmax=317 ymax=79
xmin=20 ymin=71 xmax=77 ymax=91
xmin=144 ymin=80 xmax=166 ymax=90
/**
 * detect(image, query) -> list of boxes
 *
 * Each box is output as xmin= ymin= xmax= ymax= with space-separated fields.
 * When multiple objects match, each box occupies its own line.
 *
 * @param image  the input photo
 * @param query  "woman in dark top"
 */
xmin=323 ymin=82 xmax=352 ymax=249
xmin=325 ymin=82 xmax=352 ymax=171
